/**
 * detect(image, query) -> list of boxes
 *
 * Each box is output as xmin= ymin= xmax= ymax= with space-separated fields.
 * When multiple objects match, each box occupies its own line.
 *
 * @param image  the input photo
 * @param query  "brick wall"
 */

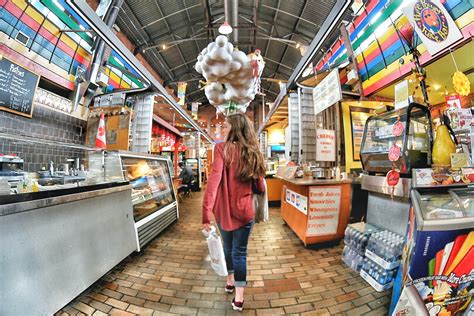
xmin=0 ymin=105 xmax=86 ymax=172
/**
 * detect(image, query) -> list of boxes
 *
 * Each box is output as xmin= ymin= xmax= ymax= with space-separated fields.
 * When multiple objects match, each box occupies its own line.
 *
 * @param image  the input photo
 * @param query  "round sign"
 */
xmin=393 ymin=121 xmax=404 ymax=137
xmin=387 ymin=169 xmax=400 ymax=186
xmin=389 ymin=144 xmax=401 ymax=162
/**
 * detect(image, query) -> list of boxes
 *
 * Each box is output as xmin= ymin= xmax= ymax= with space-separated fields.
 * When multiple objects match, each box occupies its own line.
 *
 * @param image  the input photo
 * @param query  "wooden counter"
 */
xmin=279 ymin=177 xmax=352 ymax=246
xmin=266 ymin=176 xmax=283 ymax=202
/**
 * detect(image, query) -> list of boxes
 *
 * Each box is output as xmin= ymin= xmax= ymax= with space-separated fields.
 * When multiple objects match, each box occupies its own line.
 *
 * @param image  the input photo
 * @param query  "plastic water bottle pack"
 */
xmin=342 ymin=246 xmax=365 ymax=272
xmin=360 ymin=257 xmax=397 ymax=285
xmin=366 ymin=230 xmax=404 ymax=262
xmin=343 ymin=222 xmax=379 ymax=253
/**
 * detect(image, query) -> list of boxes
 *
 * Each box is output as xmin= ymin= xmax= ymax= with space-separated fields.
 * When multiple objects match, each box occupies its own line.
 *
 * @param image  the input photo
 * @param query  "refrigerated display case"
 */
xmin=391 ymin=185 xmax=474 ymax=316
xmin=360 ymin=103 xmax=432 ymax=175
xmin=120 ymin=152 xmax=178 ymax=250
xmin=93 ymin=151 xmax=178 ymax=250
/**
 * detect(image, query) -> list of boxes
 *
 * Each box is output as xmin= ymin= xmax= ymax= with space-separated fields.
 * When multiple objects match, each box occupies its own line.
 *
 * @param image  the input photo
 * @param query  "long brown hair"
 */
xmin=224 ymin=113 xmax=266 ymax=182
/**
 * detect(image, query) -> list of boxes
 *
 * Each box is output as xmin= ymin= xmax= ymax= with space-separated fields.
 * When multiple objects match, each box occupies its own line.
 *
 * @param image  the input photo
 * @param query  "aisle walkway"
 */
xmin=59 ymin=191 xmax=391 ymax=315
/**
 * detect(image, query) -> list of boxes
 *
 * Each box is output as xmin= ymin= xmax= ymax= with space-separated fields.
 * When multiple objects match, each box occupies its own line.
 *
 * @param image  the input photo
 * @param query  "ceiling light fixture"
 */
xmin=218 ymin=21 xmax=233 ymax=35
xmin=295 ymin=43 xmax=300 ymax=49
xmin=162 ymin=44 xmax=167 ymax=50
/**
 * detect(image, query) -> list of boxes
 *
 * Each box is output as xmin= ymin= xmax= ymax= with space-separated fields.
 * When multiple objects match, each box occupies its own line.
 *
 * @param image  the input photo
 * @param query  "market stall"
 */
xmin=279 ymin=173 xmax=352 ymax=246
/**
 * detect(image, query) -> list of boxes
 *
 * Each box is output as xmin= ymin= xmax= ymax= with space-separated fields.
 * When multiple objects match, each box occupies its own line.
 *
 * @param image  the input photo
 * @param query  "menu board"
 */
xmin=307 ymin=186 xmax=341 ymax=236
xmin=0 ymin=56 xmax=39 ymax=118
xmin=313 ymin=69 xmax=342 ymax=115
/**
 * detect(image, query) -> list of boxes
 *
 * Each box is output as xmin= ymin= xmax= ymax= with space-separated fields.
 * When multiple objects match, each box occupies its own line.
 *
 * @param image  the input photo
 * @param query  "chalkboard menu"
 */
xmin=0 ymin=56 xmax=40 ymax=118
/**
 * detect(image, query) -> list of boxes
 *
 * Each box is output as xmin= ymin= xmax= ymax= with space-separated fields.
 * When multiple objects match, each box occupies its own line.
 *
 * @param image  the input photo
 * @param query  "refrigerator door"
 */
xmin=411 ymin=188 xmax=474 ymax=231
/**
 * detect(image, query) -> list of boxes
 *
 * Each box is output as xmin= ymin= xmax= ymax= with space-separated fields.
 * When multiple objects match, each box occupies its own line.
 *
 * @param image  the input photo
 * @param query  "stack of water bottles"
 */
xmin=342 ymin=222 xmax=379 ymax=272
xmin=359 ymin=230 xmax=404 ymax=291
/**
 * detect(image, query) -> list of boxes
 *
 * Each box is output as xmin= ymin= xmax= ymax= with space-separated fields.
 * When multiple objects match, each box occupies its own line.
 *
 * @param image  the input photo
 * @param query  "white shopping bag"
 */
xmin=203 ymin=226 xmax=228 ymax=276
xmin=253 ymin=179 xmax=269 ymax=223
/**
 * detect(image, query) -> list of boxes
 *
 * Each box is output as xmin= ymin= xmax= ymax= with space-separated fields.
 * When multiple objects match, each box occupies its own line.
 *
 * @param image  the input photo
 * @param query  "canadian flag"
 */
xmin=95 ymin=113 xmax=106 ymax=149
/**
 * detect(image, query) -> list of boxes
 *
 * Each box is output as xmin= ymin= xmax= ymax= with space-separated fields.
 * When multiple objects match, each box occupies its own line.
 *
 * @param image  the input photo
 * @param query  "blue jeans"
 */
xmin=218 ymin=220 xmax=253 ymax=287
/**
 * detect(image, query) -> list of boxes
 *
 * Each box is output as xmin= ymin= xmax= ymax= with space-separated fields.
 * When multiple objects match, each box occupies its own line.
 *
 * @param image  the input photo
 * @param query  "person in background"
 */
xmin=202 ymin=113 xmax=266 ymax=312
xmin=178 ymin=161 xmax=195 ymax=185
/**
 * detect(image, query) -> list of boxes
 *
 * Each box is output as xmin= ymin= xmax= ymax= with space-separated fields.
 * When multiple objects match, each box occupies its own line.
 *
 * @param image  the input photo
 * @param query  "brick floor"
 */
xmin=58 ymin=191 xmax=391 ymax=315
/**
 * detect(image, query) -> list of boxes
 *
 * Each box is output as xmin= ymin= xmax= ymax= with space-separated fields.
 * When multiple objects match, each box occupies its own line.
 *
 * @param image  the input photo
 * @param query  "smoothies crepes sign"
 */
xmin=307 ymin=186 xmax=341 ymax=236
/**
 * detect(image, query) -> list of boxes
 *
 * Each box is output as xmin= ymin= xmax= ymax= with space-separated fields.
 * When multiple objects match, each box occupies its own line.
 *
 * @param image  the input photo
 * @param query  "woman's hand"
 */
xmin=203 ymin=223 xmax=211 ymax=232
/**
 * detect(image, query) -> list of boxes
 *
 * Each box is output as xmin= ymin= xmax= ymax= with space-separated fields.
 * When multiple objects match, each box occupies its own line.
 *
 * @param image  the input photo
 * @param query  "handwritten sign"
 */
xmin=285 ymin=188 xmax=308 ymax=215
xmin=316 ymin=129 xmax=336 ymax=161
xmin=0 ymin=56 xmax=39 ymax=118
xmin=307 ymin=186 xmax=341 ymax=236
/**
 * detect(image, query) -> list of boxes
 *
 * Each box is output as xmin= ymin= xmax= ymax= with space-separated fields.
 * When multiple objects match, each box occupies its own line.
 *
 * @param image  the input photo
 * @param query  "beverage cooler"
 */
xmin=90 ymin=151 xmax=178 ymax=251
xmin=392 ymin=185 xmax=474 ymax=316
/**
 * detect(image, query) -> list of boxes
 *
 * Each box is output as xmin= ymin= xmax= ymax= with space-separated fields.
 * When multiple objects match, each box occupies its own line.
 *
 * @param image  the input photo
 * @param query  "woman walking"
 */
xmin=202 ymin=113 xmax=266 ymax=311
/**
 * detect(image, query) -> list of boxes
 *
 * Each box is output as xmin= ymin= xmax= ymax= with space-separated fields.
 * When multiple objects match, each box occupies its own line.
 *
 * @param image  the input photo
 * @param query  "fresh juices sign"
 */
xmin=307 ymin=187 xmax=341 ymax=236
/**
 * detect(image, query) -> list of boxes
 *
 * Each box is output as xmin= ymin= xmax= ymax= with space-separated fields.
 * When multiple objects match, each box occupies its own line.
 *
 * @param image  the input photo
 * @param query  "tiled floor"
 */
xmin=58 ymin=191 xmax=391 ymax=315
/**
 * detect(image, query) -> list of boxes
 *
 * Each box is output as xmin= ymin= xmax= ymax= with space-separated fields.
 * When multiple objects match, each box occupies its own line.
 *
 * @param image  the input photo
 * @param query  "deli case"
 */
xmin=95 ymin=151 xmax=179 ymax=251
xmin=391 ymin=185 xmax=474 ymax=316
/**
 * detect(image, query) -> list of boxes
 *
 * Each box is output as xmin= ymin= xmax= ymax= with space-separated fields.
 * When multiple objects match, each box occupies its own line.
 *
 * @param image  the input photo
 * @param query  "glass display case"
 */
xmin=98 ymin=151 xmax=178 ymax=250
xmin=120 ymin=154 xmax=175 ymax=222
xmin=360 ymin=103 xmax=432 ymax=175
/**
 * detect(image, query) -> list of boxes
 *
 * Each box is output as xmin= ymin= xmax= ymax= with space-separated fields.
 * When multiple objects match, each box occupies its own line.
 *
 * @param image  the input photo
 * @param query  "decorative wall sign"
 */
xmin=0 ymin=55 xmax=39 ymax=118
xmin=401 ymin=0 xmax=463 ymax=56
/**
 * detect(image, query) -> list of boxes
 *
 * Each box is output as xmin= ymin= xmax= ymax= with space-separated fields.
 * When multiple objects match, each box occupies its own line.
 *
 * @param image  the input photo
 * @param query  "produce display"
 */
xmin=194 ymin=35 xmax=265 ymax=113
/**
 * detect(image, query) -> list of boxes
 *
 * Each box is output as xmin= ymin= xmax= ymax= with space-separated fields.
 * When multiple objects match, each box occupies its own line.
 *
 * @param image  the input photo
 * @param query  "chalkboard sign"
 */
xmin=0 ymin=56 xmax=40 ymax=118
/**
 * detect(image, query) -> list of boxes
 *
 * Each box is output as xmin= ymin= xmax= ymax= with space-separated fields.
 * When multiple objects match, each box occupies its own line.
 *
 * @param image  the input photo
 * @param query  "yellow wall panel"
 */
xmin=61 ymin=34 xmax=78 ymax=51
xmin=25 ymin=6 xmax=43 ymax=24
xmin=11 ymin=0 xmax=27 ymax=10
xmin=43 ymin=20 xmax=61 ymax=37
